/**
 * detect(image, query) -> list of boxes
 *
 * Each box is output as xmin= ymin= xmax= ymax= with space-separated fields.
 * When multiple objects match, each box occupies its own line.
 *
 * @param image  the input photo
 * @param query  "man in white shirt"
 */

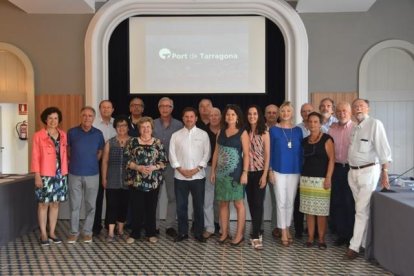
xmin=169 ymin=107 xmax=210 ymax=243
xmin=345 ymin=98 xmax=392 ymax=260
xmin=297 ymin=103 xmax=314 ymax=138
xmin=92 ymin=100 xmax=116 ymax=236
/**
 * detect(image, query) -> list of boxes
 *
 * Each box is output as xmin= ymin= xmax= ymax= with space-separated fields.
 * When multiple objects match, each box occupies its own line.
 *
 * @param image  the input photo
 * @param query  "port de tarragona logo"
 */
xmin=159 ymin=48 xmax=172 ymax=59
xmin=158 ymin=47 xmax=239 ymax=61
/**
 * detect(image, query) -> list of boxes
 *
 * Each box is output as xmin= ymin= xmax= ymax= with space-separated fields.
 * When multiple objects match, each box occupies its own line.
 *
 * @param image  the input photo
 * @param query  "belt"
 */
xmin=349 ymin=163 xmax=376 ymax=170
xmin=335 ymin=162 xmax=349 ymax=168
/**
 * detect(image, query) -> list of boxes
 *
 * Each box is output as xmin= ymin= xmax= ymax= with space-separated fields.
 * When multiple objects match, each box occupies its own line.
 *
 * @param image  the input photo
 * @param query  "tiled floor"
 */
xmin=0 ymin=220 xmax=391 ymax=275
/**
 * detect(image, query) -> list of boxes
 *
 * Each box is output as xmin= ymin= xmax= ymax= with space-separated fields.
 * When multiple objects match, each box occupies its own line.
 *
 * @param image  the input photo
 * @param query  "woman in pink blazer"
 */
xmin=31 ymin=107 xmax=68 ymax=246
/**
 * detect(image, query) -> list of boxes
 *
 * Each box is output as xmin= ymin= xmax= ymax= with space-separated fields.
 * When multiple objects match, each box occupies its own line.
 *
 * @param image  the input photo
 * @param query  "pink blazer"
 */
xmin=31 ymin=128 xmax=68 ymax=176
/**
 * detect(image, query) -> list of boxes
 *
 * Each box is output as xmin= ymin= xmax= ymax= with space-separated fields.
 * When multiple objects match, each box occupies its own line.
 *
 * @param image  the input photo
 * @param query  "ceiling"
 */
xmin=8 ymin=0 xmax=377 ymax=14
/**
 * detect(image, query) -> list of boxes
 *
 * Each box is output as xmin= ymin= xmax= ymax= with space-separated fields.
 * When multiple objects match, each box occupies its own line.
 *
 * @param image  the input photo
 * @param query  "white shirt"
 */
xmin=321 ymin=115 xmax=338 ymax=133
xmin=169 ymin=126 xmax=211 ymax=180
xmin=93 ymin=117 xmax=116 ymax=142
xmin=297 ymin=122 xmax=310 ymax=138
xmin=347 ymin=115 xmax=392 ymax=166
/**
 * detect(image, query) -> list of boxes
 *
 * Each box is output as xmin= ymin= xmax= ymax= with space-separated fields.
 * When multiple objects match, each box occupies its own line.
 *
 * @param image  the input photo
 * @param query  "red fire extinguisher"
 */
xmin=16 ymin=121 xmax=28 ymax=140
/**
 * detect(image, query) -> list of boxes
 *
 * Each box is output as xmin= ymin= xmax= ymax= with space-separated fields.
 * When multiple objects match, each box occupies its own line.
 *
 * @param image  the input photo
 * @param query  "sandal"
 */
xmin=304 ymin=241 xmax=314 ymax=248
xmin=318 ymin=242 xmax=327 ymax=250
xmin=251 ymin=238 xmax=263 ymax=250
xmin=281 ymin=239 xmax=290 ymax=247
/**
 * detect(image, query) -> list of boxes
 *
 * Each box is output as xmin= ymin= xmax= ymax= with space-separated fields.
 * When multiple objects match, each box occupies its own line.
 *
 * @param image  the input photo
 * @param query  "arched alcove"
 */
xmin=359 ymin=39 xmax=414 ymax=176
xmin=0 ymin=42 xmax=35 ymax=173
xmin=84 ymin=0 xmax=309 ymax=121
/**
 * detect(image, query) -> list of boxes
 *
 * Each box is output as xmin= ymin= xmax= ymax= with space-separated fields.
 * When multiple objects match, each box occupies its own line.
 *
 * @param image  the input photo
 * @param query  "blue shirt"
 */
xmin=153 ymin=117 xmax=183 ymax=154
xmin=269 ymin=126 xmax=303 ymax=174
xmin=67 ymin=126 xmax=105 ymax=176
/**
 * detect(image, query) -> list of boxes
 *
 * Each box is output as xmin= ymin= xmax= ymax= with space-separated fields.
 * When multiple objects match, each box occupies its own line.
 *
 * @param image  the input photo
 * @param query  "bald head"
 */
xmin=265 ymin=104 xmax=278 ymax=126
xmin=300 ymin=103 xmax=314 ymax=122
xmin=209 ymin=107 xmax=221 ymax=127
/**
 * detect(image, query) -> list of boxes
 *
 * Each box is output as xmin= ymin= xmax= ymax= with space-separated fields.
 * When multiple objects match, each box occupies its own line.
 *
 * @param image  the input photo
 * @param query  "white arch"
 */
xmin=85 ymin=0 xmax=309 ymax=120
xmin=359 ymin=39 xmax=414 ymax=98
xmin=0 ymin=42 xmax=35 ymax=166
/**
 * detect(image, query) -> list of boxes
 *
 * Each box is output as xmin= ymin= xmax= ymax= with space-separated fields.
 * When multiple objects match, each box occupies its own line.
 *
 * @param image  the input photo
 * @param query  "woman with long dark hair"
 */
xmin=245 ymin=105 xmax=270 ymax=250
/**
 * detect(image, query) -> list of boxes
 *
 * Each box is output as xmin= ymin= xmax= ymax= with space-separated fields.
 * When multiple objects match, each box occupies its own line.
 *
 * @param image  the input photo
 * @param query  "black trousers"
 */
xmin=105 ymin=189 xmax=129 ymax=225
xmin=130 ymin=187 xmax=160 ymax=238
xmin=246 ymin=171 xmax=266 ymax=239
xmin=330 ymin=163 xmax=355 ymax=240
xmin=293 ymin=186 xmax=304 ymax=235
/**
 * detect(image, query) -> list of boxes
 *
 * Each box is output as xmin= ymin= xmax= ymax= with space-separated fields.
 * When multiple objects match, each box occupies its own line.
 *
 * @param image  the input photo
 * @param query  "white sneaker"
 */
xmin=148 ymin=236 xmax=158 ymax=243
xmin=126 ymin=237 xmax=135 ymax=244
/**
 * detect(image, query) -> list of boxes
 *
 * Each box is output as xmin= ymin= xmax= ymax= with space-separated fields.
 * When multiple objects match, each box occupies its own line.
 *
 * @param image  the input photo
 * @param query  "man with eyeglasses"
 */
xmin=128 ymin=97 xmax=145 ymax=137
xmin=153 ymin=97 xmax=183 ymax=239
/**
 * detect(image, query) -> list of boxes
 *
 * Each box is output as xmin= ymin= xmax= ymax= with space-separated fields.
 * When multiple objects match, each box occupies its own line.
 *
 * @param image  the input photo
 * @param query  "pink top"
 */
xmin=328 ymin=120 xmax=353 ymax=164
xmin=31 ymin=128 xmax=68 ymax=176
xmin=248 ymin=132 xmax=265 ymax=171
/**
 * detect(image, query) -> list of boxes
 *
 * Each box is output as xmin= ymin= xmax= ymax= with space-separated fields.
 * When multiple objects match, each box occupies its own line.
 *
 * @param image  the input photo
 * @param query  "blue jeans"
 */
xmin=174 ymin=178 xmax=205 ymax=237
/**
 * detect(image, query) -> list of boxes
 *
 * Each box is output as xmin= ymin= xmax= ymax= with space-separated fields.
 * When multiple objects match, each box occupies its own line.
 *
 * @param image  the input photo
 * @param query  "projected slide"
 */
xmin=129 ymin=16 xmax=266 ymax=94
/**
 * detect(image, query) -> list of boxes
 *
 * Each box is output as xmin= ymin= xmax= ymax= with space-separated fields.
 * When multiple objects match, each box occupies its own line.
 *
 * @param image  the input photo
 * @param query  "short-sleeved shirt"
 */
xmin=269 ymin=126 xmax=303 ymax=174
xmin=67 ymin=126 xmax=105 ymax=176
xmin=153 ymin=117 xmax=183 ymax=154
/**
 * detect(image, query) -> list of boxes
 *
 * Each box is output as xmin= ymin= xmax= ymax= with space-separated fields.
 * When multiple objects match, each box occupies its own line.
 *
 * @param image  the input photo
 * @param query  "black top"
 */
xmin=205 ymin=124 xmax=218 ymax=164
xmin=301 ymin=133 xmax=333 ymax=178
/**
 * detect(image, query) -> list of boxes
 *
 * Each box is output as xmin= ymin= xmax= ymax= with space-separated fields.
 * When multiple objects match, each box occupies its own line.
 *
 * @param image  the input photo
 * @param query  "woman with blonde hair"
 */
xmin=269 ymin=101 xmax=303 ymax=246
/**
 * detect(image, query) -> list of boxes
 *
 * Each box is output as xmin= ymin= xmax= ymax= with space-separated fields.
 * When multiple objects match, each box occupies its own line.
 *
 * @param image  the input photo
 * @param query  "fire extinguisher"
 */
xmin=16 ymin=121 xmax=28 ymax=140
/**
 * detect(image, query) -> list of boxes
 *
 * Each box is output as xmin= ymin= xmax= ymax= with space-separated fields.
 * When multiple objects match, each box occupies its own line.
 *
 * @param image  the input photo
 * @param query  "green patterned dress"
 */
xmin=215 ymin=129 xmax=244 ymax=201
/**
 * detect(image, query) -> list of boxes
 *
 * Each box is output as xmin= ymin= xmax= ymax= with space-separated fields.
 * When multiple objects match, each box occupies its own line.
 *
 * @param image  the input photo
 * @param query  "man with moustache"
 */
xmin=128 ymin=97 xmax=145 ymax=137
xmin=328 ymin=102 xmax=355 ymax=246
xmin=264 ymin=104 xmax=279 ymax=238
xmin=345 ymin=99 xmax=392 ymax=260
xmin=153 ymin=97 xmax=183 ymax=238
xmin=169 ymin=107 xmax=210 ymax=243
xmin=67 ymin=106 xmax=105 ymax=243
xmin=197 ymin=98 xmax=213 ymax=131
xmin=319 ymin=98 xmax=338 ymax=133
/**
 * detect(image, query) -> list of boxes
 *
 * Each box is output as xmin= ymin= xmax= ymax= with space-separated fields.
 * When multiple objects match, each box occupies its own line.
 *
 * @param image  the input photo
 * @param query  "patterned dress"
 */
xmin=299 ymin=133 xmax=333 ymax=216
xmin=215 ymin=129 xmax=244 ymax=201
xmin=35 ymin=134 xmax=67 ymax=203
xmin=124 ymin=137 xmax=167 ymax=191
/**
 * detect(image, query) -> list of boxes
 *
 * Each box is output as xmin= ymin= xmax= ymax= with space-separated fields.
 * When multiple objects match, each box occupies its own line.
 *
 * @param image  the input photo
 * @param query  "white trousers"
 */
xmin=348 ymin=164 xmax=380 ymax=252
xmin=272 ymin=171 xmax=299 ymax=229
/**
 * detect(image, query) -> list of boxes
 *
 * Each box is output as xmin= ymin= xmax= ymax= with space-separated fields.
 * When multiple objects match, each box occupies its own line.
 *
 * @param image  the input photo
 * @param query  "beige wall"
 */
xmin=1 ymin=0 xmax=414 ymax=97
xmin=0 ymin=0 xmax=92 ymax=95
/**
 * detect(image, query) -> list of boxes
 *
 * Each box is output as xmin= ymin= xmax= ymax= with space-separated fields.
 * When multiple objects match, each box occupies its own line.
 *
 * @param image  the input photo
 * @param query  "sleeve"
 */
xmin=199 ymin=131 xmax=211 ymax=168
xmin=30 ymin=132 xmax=41 ymax=173
xmin=155 ymin=139 xmax=168 ymax=167
xmin=168 ymin=133 xmax=180 ymax=169
xmin=374 ymin=120 xmax=392 ymax=164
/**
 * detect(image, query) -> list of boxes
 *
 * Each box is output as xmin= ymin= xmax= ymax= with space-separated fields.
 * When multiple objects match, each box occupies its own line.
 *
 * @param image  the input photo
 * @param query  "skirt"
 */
xmin=299 ymin=176 xmax=331 ymax=216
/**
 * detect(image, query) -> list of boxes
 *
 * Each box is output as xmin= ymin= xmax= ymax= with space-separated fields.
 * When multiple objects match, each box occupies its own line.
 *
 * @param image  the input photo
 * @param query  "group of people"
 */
xmin=31 ymin=96 xmax=392 ymax=260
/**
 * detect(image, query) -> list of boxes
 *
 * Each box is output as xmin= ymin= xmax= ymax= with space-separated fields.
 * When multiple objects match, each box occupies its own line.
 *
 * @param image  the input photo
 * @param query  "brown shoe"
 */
xmin=272 ymin=228 xmax=280 ymax=238
xmin=83 ymin=235 xmax=93 ymax=243
xmin=344 ymin=249 xmax=358 ymax=260
xmin=67 ymin=234 xmax=78 ymax=244
xmin=203 ymin=231 xmax=214 ymax=239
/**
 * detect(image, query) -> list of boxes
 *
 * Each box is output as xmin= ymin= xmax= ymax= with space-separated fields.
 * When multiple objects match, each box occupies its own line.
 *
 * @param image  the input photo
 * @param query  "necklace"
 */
xmin=140 ymin=136 xmax=153 ymax=143
xmin=281 ymin=126 xmax=293 ymax=149
xmin=308 ymin=132 xmax=322 ymax=144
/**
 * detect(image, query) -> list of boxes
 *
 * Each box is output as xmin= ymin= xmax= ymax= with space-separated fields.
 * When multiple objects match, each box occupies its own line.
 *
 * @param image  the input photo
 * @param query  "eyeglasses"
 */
xmin=159 ymin=105 xmax=173 ymax=108
xmin=130 ymin=104 xmax=144 ymax=107
xmin=116 ymin=124 xmax=128 ymax=128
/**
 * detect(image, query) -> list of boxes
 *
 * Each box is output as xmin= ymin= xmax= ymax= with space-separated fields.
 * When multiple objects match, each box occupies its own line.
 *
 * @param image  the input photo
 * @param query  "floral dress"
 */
xmin=124 ymin=137 xmax=167 ymax=191
xmin=215 ymin=129 xmax=244 ymax=201
xmin=35 ymin=134 xmax=67 ymax=203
